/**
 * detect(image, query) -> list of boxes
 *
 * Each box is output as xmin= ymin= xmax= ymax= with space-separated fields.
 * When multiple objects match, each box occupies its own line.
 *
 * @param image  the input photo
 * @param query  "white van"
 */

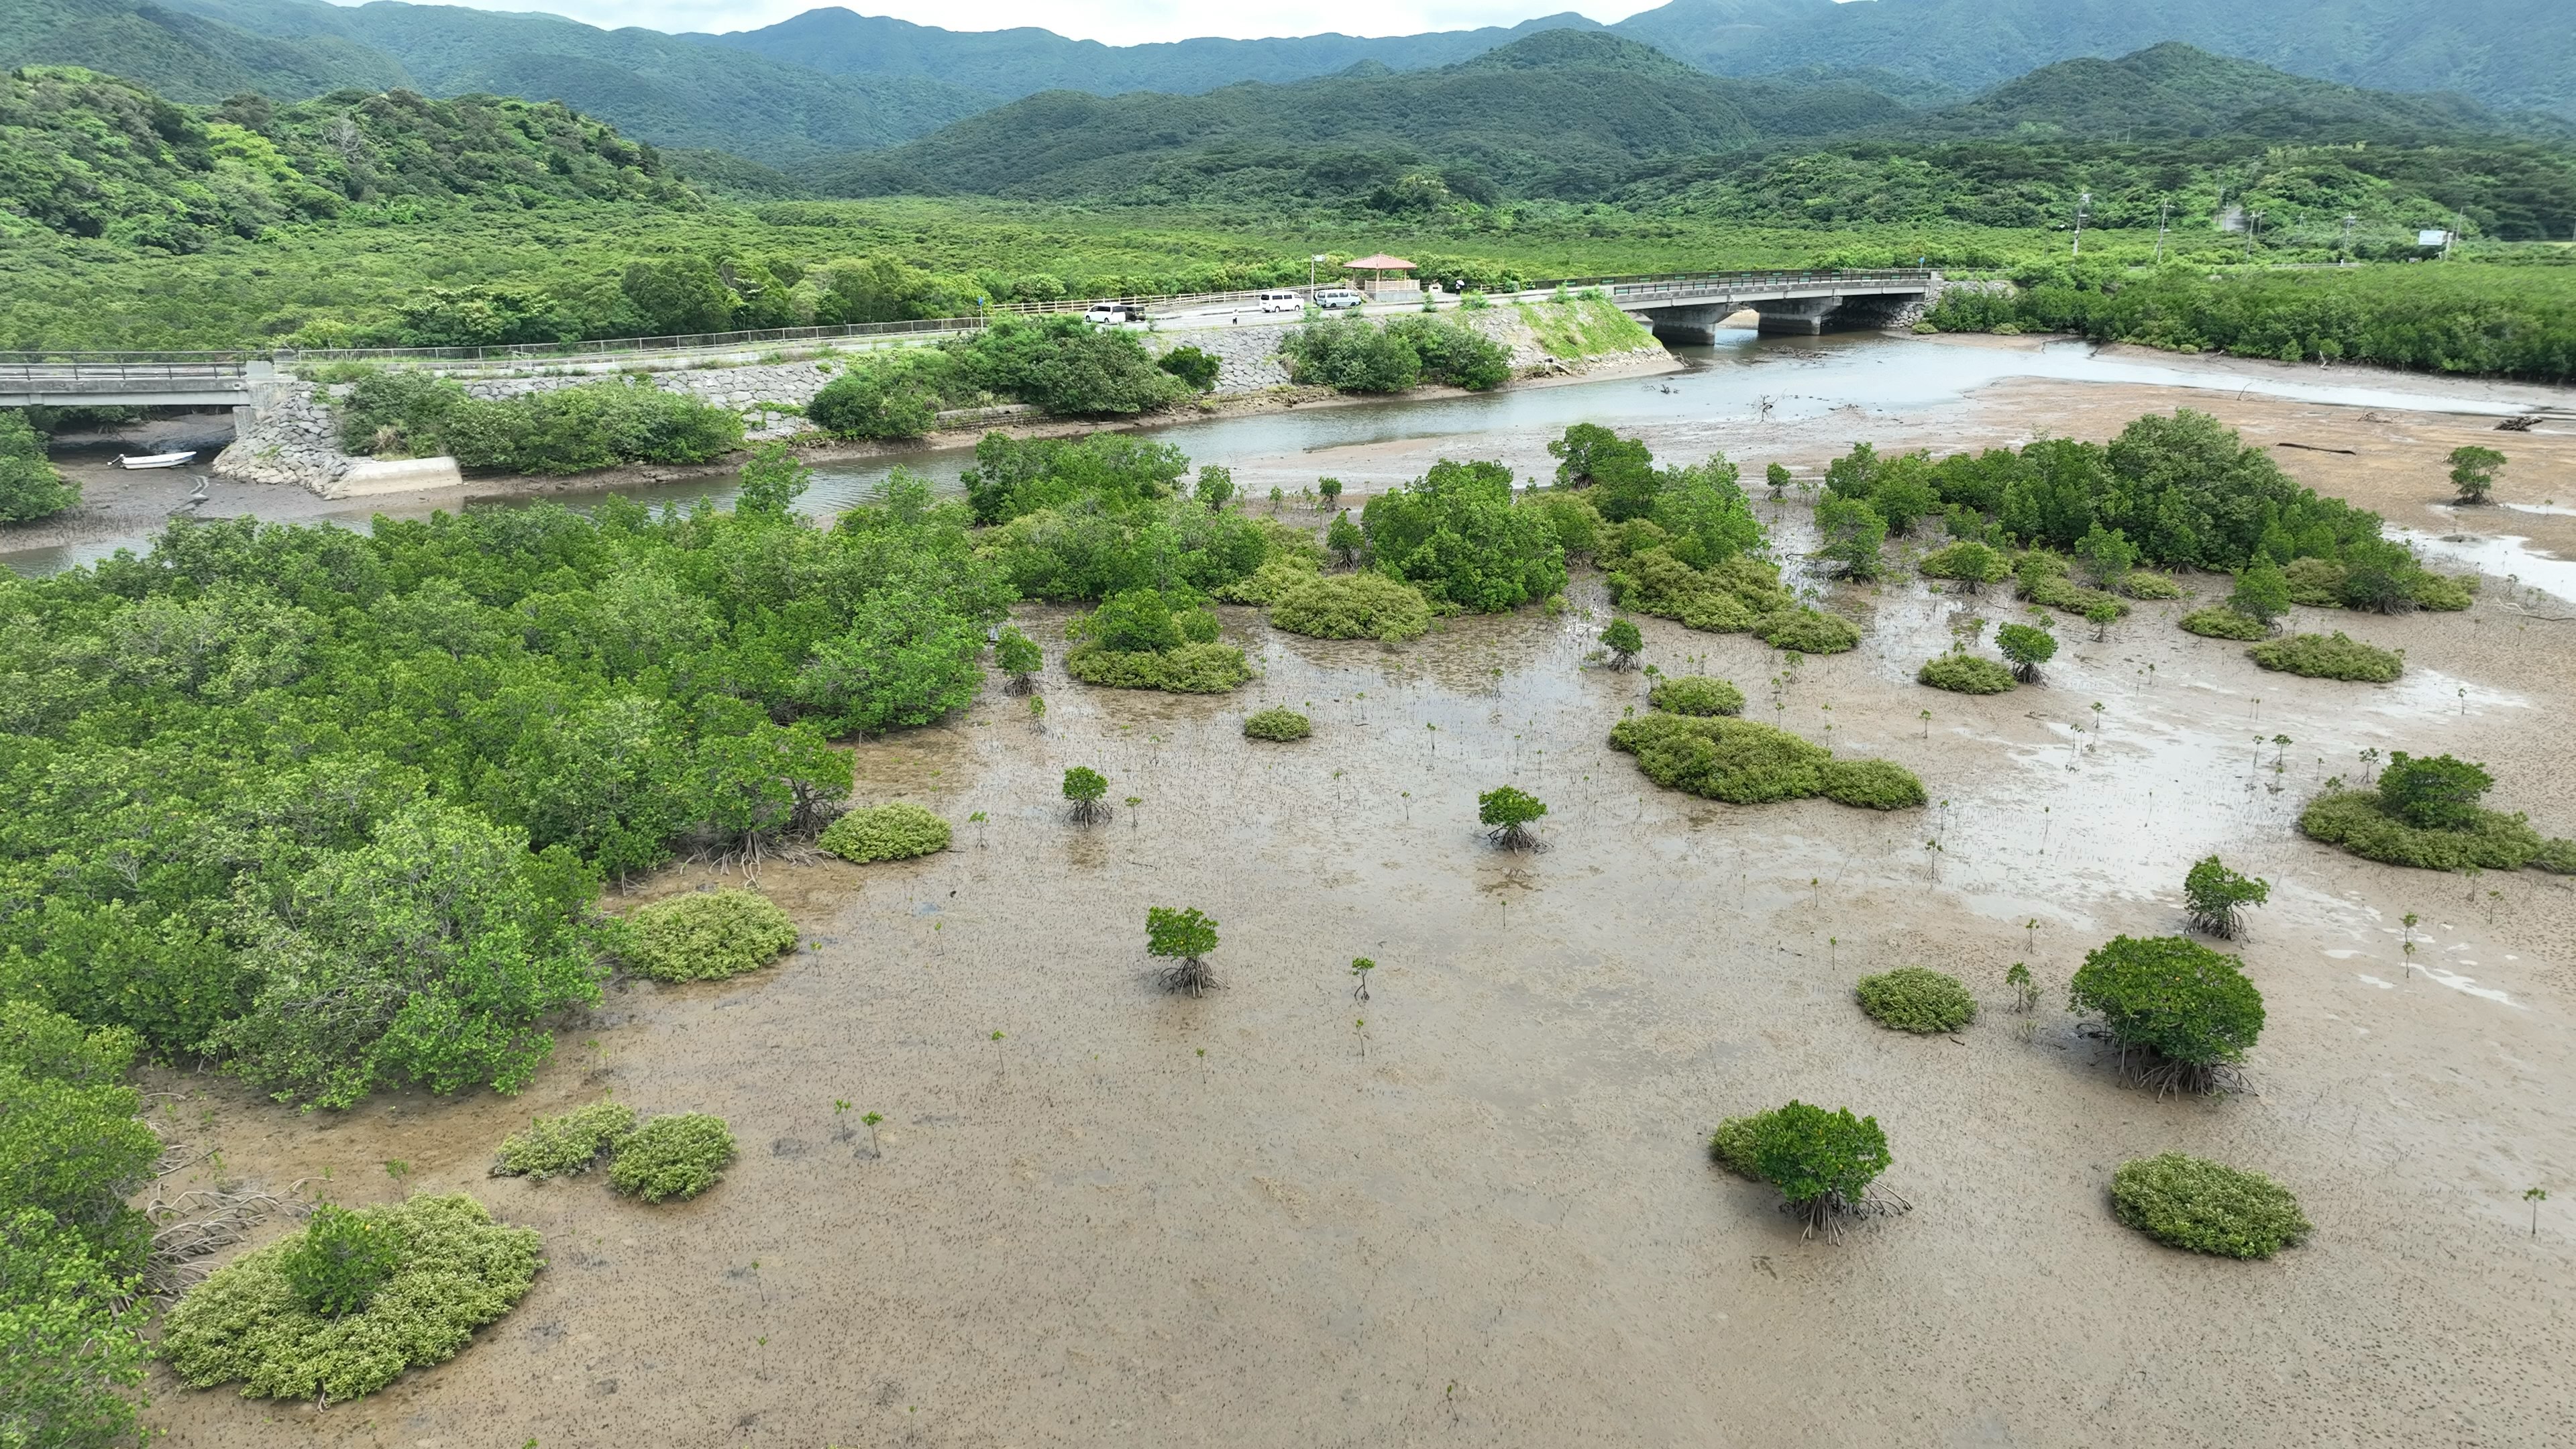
xmin=1258 ymin=290 xmax=1303 ymax=313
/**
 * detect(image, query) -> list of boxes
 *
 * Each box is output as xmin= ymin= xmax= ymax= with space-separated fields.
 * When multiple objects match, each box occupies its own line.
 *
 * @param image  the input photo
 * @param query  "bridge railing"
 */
xmin=0 ymin=358 xmax=252 ymax=391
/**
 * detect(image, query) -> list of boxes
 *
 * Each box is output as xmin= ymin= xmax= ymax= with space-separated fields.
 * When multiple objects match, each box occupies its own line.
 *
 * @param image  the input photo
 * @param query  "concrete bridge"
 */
xmin=0 ymin=270 xmax=1941 ymax=411
xmin=1580 ymin=269 xmax=1937 ymax=341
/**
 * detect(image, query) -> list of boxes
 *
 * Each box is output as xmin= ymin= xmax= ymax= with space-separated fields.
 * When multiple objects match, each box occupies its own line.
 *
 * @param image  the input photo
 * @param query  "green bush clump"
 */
xmin=1916 ymin=539 xmax=2008 ymax=588
xmin=620 ymin=888 xmax=798 ymax=983
xmin=2110 ymin=1154 xmax=2311 ymax=1260
xmin=1244 ymin=707 xmax=1311 ymax=741
xmin=1211 ymin=556 xmax=1320 ymax=605
xmin=2017 ymin=553 xmax=2128 ymax=618
xmin=2180 ymin=606 xmax=2269 ymax=640
xmin=2282 ymin=556 xmax=2347 ymax=606
xmin=1751 ymin=1101 xmax=1892 ymax=1236
xmin=493 ymin=1099 xmax=635 ymax=1179
xmin=1818 ymin=759 xmax=1930 ymax=810
xmin=2532 ymin=839 xmax=2576 ymax=874
xmin=1361 ymin=460 xmax=1566 ymax=613
xmin=437 ymin=379 xmax=746 ymax=476
xmin=1064 ymin=587 xmax=1253 ymax=692
xmin=1917 ymin=652 xmax=2016 ymax=694
xmin=1282 ymin=314 xmax=1511 ymax=392
xmin=1754 ymin=607 xmax=1862 ymax=655
xmin=162 ymin=1193 xmax=541 ymax=1403
xmin=1157 ymin=344 xmax=1220 ymax=392
xmin=1603 ymin=547 xmax=1786 ymax=633
xmin=818 ymin=802 xmax=952 ymax=863
xmin=2249 ymin=631 xmax=2403 ymax=682
xmin=2298 ymin=791 xmax=2548 ymax=871
xmin=2069 ymin=935 xmax=2265 ymax=1095
xmin=1 ymin=411 xmax=83 ymax=523
xmin=1647 ymin=676 xmax=1745 ymax=717
xmin=2410 ymin=572 xmax=2476 ymax=611
xmin=278 ymin=1203 xmax=410 ymax=1317
xmin=1855 ymin=967 xmax=1976 ymax=1033
xmin=1266 ymin=571 xmax=1434 ymax=641
xmin=1609 ymin=713 xmax=1923 ymax=810
xmin=806 ymin=350 xmax=949 ymax=439
xmin=2119 ymin=570 xmax=2183 ymax=600
xmin=608 ymin=1114 xmax=736 ymax=1203
xmin=1707 ymin=1114 xmax=1764 ymax=1178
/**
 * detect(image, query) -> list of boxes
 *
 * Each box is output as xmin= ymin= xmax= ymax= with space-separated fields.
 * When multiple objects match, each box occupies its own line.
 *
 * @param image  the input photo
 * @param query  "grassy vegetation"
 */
xmin=619 ymin=890 xmax=799 ymax=983
xmin=1855 ymin=967 xmax=1978 ymax=1033
xmin=1515 ymin=296 xmax=1656 ymax=360
xmin=2181 ymin=606 xmax=2271 ymax=640
xmin=1917 ymin=652 xmax=2017 ymax=694
xmin=2300 ymin=792 xmax=2560 ymax=872
xmin=162 ymin=1193 xmax=541 ymax=1402
xmin=492 ymin=1100 xmax=635 ymax=1179
xmin=1646 ymin=676 xmax=1746 ymax=717
xmin=1265 ymin=572 xmax=1436 ymax=642
xmin=2111 ymin=1154 xmax=2312 ymax=1259
xmin=1609 ymin=713 xmax=1924 ymax=810
xmin=608 ymin=1114 xmax=737 ymax=1203
xmin=2249 ymin=631 xmax=2404 ymax=682
xmin=1243 ymin=707 xmax=1312 ymax=742
xmin=818 ymin=802 xmax=953 ymax=863
xmin=1756 ymin=608 xmax=1864 ymax=655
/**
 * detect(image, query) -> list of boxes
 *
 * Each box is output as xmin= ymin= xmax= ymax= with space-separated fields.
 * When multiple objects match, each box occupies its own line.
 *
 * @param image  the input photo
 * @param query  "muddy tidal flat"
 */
xmin=138 ymin=341 xmax=2576 ymax=1446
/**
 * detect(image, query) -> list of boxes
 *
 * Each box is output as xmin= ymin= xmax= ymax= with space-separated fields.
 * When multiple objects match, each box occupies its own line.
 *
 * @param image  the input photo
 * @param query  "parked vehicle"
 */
xmin=1258 ymin=290 xmax=1303 ymax=313
xmin=1313 ymin=288 xmax=1367 ymax=310
xmin=1083 ymin=302 xmax=1145 ymax=323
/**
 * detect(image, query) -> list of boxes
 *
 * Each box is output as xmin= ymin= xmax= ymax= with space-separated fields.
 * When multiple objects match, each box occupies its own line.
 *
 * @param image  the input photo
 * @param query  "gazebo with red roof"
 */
xmin=1342 ymin=254 xmax=1418 ymax=297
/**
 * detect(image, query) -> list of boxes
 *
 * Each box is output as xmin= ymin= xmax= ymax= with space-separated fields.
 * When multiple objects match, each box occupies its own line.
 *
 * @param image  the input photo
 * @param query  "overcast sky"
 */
xmin=394 ymin=1 xmax=1672 ymax=45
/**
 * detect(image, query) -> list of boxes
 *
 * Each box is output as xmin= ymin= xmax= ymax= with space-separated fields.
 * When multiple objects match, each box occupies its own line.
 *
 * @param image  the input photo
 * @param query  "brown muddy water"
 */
xmin=143 ymin=474 xmax=2576 ymax=1444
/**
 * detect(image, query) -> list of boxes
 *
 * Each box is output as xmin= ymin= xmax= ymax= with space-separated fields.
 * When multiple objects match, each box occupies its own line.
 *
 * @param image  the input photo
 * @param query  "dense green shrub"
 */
xmin=1812 ymin=494 xmax=1886 ymax=580
xmin=1244 ymin=707 xmax=1311 ymax=741
xmin=1917 ymin=652 xmax=2016 ymax=694
xmin=2249 ymin=631 xmax=2404 ymax=682
xmin=2069 ymin=935 xmax=2265 ymax=1094
xmin=0 ymin=1207 xmax=150 ymax=1448
xmin=2182 ymin=856 xmax=2269 ymax=938
xmin=2110 ymin=1154 xmax=2311 ymax=1260
xmin=493 ymin=1099 xmax=635 ymax=1179
xmin=620 ymin=889 xmax=798 ymax=983
xmin=1707 ymin=1113 xmax=1764 ymax=1179
xmin=792 ymin=582 xmax=986 ymax=736
xmin=1818 ymin=759 xmax=1930 ymax=810
xmin=1917 ymin=539 xmax=2007 ymax=588
xmin=2181 ymin=606 xmax=2269 ymax=640
xmin=2282 ymin=555 xmax=2347 ymax=606
xmin=278 ymin=1202 xmax=410 ymax=1317
xmin=1647 ymin=676 xmax=1745 ymax=716
xmin=807 ymin=350 xmax=950 ymax=439
xmin=2378 ymin=751 xmax=2495 ymax=829
xmin=163 ymin=1193 xmax=541 ymax=1402
xmin=2532 ymin=838 xmax=2576 ymax=874
xmin=1479 ymin=786 xmax=1548 ymax=848
xmin=2228 ymin=559 xmax=2292 ymax=627
xmin=1157 ymin=345 xmax=1220 ymax=392
xmin=1996 ymin=621 xmax=2057 ymax=682
xmin=1283 ymin=314 xmax=1509 ymax=392
xmin=333 ymin=370 xmax=465 ymax=455
xmin=1855 ymin=967 xmax=1976 ymax=1033
xmin=1266 ymin=571 xmax=1434 ymax=641
xmin=1361 ymin=460 xmax=1566 ymax=612
xmin=1754 ymin=608 xmax=1862 ymax=655
xmin=1604 ymin=547 xmax=1788 ymax=634
xmin=1064 ymin=588 xmax=1252 ymax=692
xmin=1610 ymin=713 xmax=1923 ymax=810
xmin=1750 ymin=1101 xmax=1892 ymax=1235
xmin=440 ymin=379 xmax=747 ymax=475
xmin=959 ymin=429 xmax=1190 ymax=526
xmin=951 ymin=314 xmax=1188 ymax=417
xmin=2298 ymin=790 xmax=2550 ymax=871
xmin=818 ymin=802 xmax=953 ymax=863
xmin=608 ymin=1114 xmax=736 ymax=1203
xmin=1 ymin=412 xmax=83 ymax=523
xmin=994 ymin=625 xmax=1043 ymax=690
xmin=2120 ymin=570 xmax=2183 ymax=600
xmin=1213 ymin=557 xmax=1319 ymax=605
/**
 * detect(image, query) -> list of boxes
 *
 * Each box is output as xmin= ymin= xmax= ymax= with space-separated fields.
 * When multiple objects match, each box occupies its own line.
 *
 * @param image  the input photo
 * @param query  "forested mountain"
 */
xmin=3 ymin=0 xmax=998 ymax=162
xmin=697 ymin=8 xmax=1603 ymax=101
xmin=1607 ymin=0 xmax=2576 ymax=120
xmin=1907 ymin=44 xmax=2565 ymax=142
xmin=0 ymin=66 xmax=698 ymax=252
xmin=804 ymin=31 xmax=1913 ymax=203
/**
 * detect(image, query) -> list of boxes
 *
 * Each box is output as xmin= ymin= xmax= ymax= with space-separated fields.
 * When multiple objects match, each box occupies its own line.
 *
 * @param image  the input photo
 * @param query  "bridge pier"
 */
xmin=1751 ymin=297 xmax=1838 ymax=335
xmin=1640 ymin=304 xmax=1735 ymax=346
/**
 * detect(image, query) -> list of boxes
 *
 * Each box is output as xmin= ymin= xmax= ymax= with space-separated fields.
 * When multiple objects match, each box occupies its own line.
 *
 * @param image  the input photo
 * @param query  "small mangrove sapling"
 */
xmin=2182 ymin=855 xmax=2270 ymax=939
xmin=1063 ymin=766 xmax=1110 ymax=822
xmin=1146 ymin=906 xmax=1221 ymax=996
xmin=1478 ymin=786 xmax=1548 ymax=851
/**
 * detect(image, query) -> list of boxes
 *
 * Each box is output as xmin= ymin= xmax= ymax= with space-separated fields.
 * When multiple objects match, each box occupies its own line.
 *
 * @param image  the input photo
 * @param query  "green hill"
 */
xmin=804 ymin=30 xmax=1914 ymax=204
xmin=0 ymin=66 xmax=698 ymax=252
xmin=1912 ymin=44 xmax=2566 ymax=142
xmin=6 ymin=0 xmax=999 ymax=164
xmin=1609 ymin=0 xmax=2576 ymax=121
xmin=698 ymin=8 xmax=1606 ymax=100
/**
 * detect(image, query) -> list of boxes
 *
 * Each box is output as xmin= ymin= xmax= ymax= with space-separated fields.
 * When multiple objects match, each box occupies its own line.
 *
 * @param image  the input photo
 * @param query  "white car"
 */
xmin=1083 ymin=302 xmax=1144 ymax=324
xmin=1313 ymin=288 xmax=1367 ymax=310
xmin=1257 ymin=290 xmax=1303 ymax=313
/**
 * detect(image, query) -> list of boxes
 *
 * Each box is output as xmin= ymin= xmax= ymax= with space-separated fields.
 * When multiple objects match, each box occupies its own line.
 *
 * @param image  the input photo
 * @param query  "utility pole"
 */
xmin=1309 ymin=254 xmax=1326 ymax=301
xmin=2072 ymin=191 xmax=2090 ymax=256
xmin=2247 ymin=209 xmax=2262 ymax=255
xmin=2153 ymin=197 xmax=2171 ymax=263
xmin=2341 ymin=213 xmax=2356 ymax=264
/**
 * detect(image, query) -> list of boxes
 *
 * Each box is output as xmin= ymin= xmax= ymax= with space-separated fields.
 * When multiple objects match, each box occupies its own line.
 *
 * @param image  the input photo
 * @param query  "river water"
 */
xmin=5 ymin=330 xmax=2561 ymax=578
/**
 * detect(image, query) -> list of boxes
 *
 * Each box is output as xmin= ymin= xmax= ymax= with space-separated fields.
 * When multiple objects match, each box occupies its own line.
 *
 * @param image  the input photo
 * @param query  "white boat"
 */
xmin=113 ymin=451 xmax=196 ymax=470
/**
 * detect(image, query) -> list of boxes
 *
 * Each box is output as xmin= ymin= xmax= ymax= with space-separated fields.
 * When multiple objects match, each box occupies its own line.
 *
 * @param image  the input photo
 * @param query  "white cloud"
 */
xmin=339 ymin=0 xmax=1668 ymax=46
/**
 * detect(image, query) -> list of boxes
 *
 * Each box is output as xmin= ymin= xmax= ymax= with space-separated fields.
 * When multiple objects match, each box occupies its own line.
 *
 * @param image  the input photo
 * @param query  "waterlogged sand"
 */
xmin=137 ymin=359 xmax=2576 ymax=1446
